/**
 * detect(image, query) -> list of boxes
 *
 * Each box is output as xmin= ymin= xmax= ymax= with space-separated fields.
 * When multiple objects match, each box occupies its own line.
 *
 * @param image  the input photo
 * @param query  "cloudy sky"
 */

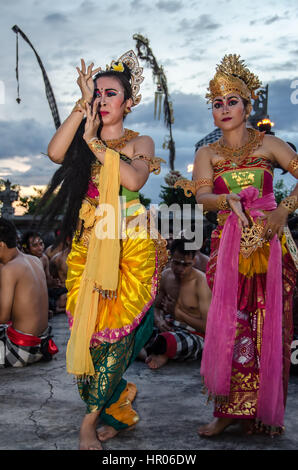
xmin=0 ymin=0 xmax=297 ymax=206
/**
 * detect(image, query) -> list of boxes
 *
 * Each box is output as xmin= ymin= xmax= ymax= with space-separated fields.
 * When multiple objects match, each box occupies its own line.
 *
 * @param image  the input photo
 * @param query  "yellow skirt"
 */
xmin=65 ymin=229 xmax=158 ymax=347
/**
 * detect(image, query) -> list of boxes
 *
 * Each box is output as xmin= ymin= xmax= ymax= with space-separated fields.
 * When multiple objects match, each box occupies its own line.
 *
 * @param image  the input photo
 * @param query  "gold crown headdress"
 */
xmin=104 ymin=50 xmax=144 ymax=106
xmin=206 ymin=54 xmax=262 ymax=103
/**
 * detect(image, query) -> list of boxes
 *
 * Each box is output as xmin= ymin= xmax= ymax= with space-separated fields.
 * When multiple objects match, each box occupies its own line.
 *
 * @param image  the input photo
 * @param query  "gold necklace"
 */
xmin=103 ymin=128 xmax=139 ymax=150
xmin=209 ymin=128 xmax=264 ymax=165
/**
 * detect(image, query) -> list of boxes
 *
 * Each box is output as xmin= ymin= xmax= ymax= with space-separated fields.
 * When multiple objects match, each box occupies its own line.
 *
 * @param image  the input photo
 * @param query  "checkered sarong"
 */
xmin=146 ymin=315 xmax=204 ymax=361
xmin=0 ymin=325 xmax=52 ymax=368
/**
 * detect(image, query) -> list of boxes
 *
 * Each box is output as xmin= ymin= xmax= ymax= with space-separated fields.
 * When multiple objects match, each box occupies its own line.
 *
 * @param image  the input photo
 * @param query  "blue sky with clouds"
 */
xmin=0 ymin=0 xmax=297 ymax=203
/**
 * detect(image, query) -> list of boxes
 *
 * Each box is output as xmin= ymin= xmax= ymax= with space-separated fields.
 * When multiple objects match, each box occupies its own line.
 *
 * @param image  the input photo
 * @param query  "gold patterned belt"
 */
xmin=217 ymin=210 xmax=298 ymax=265
xmin=217 ymin=210 xmax=266 ymax=258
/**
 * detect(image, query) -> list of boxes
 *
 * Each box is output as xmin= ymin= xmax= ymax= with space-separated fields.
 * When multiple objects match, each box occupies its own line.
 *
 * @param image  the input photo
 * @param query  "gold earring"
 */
xmin=124 ymin=107 xmax=131 ymax=116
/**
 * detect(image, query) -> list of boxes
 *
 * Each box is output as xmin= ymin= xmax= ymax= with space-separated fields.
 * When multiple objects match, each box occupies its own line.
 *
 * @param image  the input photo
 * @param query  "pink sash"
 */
xmin=201 ymin=186 xmax=284 ymax=427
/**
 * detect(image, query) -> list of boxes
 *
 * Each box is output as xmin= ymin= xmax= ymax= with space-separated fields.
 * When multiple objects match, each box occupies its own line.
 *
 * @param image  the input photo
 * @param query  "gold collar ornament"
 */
xmin=209 ymin=127 xmax=264 ymax=165
xmin=206 ymin=54 xmax=262 ymax=103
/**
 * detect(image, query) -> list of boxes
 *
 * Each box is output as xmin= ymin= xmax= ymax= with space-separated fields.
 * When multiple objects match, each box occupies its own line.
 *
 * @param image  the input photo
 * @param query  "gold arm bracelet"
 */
xmin=217 ymin=194 xmax=230 ymax=211
xmin=280 ymin=195 xmax=298 ymax=214
xmin=194 ymin=178 xmax=214 ymax=191
xmin=72 ymin=98 xmax=90 ymax=114
xmin=87 ymin=138 xmax=107 ymax=153
xmin=287 ymin=158 xmax=298 ymax=178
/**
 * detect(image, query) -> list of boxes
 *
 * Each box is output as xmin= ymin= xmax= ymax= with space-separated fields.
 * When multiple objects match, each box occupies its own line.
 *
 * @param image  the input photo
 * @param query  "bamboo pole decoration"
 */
xmin=12 ymin=25 xmax=61 ymax=129
xmin=133 ymin=33 xmax=175 ymax=170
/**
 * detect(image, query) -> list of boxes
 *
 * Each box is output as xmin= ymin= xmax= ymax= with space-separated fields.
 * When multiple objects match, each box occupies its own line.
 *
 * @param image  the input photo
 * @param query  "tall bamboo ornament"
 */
xmin=12 ymin=25 xmax=61 ymax=130
xmin=133 ymin=34 xmax=175 ymax=170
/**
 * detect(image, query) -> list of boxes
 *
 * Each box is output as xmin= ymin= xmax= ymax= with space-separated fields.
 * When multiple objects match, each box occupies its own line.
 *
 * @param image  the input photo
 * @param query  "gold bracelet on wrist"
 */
xmin=217 ymin=194 xmax=230 ymax=211
xmin=88 ymin=138 xmax=107 ymax=154
xmin=280 ymin=195 xmax=298 ymax=214
xmin=72 ymin=98 xmax=90 ymax=114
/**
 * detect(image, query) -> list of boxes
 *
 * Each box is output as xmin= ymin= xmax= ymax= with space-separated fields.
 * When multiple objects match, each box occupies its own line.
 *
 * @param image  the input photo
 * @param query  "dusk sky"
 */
xmin=0 ymin=0 xmax=297 ymax=205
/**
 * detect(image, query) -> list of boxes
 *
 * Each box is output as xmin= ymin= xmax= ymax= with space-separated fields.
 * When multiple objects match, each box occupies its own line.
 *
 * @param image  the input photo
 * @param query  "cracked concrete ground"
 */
xmin=0 ymin=314 xmax=297 ymax=450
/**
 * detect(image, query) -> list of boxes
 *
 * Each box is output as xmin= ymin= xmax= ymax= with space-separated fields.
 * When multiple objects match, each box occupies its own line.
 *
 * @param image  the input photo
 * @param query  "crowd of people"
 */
xmin=0 ymin=50 xmax=297 ymax=450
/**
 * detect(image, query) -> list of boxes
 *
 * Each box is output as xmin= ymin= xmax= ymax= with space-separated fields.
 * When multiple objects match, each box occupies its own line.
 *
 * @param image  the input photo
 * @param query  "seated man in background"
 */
xmin=0 ymin=218 xmax=58 ymax=367
xmin=49 ymin=245 xmax=71 ymax=314
xmin=21 ymin=231 xmax=52 ymax=285
xmin=144 ymin=238 xmax=212 ymax=369
xmin=21 ymin=230 xmax=61 ymax=316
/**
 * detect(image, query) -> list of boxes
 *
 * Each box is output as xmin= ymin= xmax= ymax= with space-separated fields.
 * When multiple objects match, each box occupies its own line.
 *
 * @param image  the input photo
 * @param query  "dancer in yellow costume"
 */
xmin=176 ymin=54 xmax=297 ymax=437
xmin=43 ymin=50 xmax=167 ymax=450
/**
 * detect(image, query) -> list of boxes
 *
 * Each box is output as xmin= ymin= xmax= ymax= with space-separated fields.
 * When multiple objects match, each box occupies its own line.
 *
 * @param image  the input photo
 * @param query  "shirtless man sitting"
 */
xmin=49 ymin=246 xmax=71 ymax=313
xmin=0 ymin=218 xmax=58 ymax=367
xmin=145 ymin=238 xmax=212 ymax=369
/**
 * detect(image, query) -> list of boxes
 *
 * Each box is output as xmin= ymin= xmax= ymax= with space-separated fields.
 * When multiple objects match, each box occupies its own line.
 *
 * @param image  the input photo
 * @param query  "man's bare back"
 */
xmin=50 ymin=248 xmax=70 ymax=285
xmin=0 ymin=251 xmax=48 ymax=336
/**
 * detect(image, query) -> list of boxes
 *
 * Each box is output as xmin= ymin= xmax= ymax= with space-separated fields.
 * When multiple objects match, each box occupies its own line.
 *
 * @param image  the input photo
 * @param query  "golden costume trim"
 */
xmin=104 ymin=129 xmax=139 ymax=150
xmin=173 ymin=178 xmax=196 ymax=197
xmin=286 ymin=157 xmax=298 ymax=177
xmin=280 ymin=195 xmax=298 ymax=214
xmin=209 ymin=128 xmax=264 ymax=166
xmin=217 ymin=194 xmax=230 ymax=211
xmin=134 ymin=154 xmax=166 ymax=174
xmin=284 ymin=225 xmax=298 ymax=270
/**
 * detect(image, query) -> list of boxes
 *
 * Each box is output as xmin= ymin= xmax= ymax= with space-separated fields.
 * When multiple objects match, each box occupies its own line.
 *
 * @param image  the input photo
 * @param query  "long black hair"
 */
xmin=37 ymin=63 xmax=133 ymax=247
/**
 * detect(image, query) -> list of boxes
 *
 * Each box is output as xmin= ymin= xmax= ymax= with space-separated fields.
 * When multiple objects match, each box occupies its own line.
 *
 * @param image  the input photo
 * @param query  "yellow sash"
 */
xmin=66 ymin=148 xmax=120 ymax=377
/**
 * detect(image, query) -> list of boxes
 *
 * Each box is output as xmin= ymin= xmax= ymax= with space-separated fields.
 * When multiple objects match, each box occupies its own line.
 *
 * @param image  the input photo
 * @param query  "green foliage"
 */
xmin=139 ymin=192 xmax=151 ymax=209
xmin=159 ymin=185 xmax=196 ymax=208
xmin=273 ymin=179 xmax=291 ymax=205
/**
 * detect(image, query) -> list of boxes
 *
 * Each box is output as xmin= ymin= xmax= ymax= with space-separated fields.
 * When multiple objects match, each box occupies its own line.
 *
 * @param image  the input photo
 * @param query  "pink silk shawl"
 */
xmin=200 ymin=186 xmax=284 ymax=427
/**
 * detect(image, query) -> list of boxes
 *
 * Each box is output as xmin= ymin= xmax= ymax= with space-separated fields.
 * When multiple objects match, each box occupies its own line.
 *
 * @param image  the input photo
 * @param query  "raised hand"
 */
xmin=83 ymin=101 xmax=101 ymax=143
xmin=76 ymin=59 xmax=102 ymax=103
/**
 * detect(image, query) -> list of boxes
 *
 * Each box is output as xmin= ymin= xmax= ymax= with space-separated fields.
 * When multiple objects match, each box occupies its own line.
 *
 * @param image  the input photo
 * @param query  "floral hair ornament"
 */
xmin=109 ymin=62 xmax=125 ymax=73
xmin=108 ymin=50 xmax=144 ymax=106
xmin=206 ymin=54 xmax=262 ymax=104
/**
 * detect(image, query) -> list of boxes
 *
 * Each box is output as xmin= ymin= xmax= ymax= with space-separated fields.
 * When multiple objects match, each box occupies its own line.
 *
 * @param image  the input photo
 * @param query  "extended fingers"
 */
xmin=80 ymin=58 xmax=86 ymax=74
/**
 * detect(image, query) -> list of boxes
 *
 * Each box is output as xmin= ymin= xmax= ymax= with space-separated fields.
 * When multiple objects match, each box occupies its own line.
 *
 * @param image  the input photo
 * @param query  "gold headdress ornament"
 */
xmin=105 ymin=50 xmax=144 ymax=106
xmin=206 ymin=54 xmax=262 ymax=103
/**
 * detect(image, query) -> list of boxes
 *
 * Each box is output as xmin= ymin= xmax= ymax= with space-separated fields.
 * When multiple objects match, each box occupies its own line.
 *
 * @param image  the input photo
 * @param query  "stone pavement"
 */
xmin=0 ymin=314 xmax=297 ymax=451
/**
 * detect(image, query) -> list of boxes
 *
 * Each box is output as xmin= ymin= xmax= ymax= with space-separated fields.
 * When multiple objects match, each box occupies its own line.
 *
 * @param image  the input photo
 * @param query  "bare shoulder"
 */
xmin=135 ymin=134 xmax=154 ymax=145
xmin=263 ymin=134 xmax=288 ymax=153
xmin=24 ymin=253 xmax=43 ymax=269
xmin=192 ymin=267 xmax=207 ymax=283
xmin=263 ymin=133 xmax=297 ymax=163
xmin=161 ymin=267 xmax=172 ymax=280
xmin=134 ymin=134 xmax=155 ymax=156
xmin=194 ymin=145 xmax=213 ymax=162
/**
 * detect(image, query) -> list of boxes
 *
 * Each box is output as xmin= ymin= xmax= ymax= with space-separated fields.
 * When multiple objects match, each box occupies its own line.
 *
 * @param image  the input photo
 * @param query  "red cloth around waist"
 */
xmin=7 ymin=326 xmax=42 ymax=347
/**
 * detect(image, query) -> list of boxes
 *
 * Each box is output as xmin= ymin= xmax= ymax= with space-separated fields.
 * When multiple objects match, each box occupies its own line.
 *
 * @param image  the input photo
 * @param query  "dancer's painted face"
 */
xmin=212 ymin=93 xmax=246 ymax=130
xmin=93 ymin=76 xmax=132 ymax=125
